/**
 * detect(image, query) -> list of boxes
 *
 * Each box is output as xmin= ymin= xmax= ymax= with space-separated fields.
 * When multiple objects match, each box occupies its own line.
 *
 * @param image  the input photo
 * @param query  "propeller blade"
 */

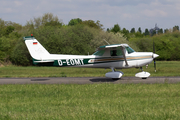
xmin=153 ymin=40 xmax=156 ymax=72
xmin=153 ymin=40 xmax=155 ymax=53
xmin=154 ymin=58 xmax=156 ymax=72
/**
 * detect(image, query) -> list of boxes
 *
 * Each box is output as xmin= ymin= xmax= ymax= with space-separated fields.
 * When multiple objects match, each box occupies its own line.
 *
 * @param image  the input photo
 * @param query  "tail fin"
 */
xmin=23 ymin=36 xmax=50 ymax=60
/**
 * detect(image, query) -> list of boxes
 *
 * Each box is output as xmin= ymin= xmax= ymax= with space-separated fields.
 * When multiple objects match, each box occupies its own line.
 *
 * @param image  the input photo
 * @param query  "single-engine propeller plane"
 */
xmin=24 ymin=35 xmax=159 ymax=79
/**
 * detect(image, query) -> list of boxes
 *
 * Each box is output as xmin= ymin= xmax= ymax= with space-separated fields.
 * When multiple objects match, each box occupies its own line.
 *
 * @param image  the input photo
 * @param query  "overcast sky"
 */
xmin=1 ymin=0 xmax=180 ymax=31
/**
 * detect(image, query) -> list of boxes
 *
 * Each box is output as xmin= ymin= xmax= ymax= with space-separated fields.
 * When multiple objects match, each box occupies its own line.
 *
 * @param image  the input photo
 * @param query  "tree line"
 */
xmin=0 ymin=13 xmax=180 ymax=66
xmin=108 ymin=23 xmax=180 ymax=39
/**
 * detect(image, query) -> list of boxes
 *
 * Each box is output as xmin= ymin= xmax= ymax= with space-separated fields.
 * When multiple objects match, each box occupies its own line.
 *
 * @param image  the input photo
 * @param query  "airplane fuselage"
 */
xmin=33 ymin=52 xmax=154 ymax=69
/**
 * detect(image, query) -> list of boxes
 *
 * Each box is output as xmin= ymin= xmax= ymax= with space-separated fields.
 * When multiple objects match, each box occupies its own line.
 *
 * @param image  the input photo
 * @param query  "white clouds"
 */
xmin=138 ymin=1 xmax=169 ymax=18
xmin=122 ymin=13 xmax=133 ymax=19
xmin=14 ymin=1 xmax=23 ymax=6
xmin=141 ymin=9 xmax=167 ymax=17
xmin=0 ymin=0 xmax=179 ymax=30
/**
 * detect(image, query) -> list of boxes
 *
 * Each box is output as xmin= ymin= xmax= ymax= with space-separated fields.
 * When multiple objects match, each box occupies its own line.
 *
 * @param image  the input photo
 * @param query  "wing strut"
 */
xmin=121 ymin=46 xmax=129 ymax=66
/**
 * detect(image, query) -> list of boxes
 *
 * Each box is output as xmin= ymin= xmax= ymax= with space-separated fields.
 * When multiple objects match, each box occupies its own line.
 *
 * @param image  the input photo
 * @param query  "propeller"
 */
xmin=152 ymin=40 xmax=159 ymax=72
xmin=153 ymin=40 xmax=156 ymax=72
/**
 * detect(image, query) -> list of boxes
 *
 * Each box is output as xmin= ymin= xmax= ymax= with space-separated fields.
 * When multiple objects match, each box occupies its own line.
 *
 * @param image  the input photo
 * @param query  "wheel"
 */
xmin=112 ymin=78 xmax=119 ymax=80
xmin=142 ymin=77 xmax=147 ymax=79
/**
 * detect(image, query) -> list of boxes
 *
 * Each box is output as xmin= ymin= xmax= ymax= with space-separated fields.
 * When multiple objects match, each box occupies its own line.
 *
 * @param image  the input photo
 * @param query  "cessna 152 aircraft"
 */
xmin=24 ymin=35 xmax=159 ymax=79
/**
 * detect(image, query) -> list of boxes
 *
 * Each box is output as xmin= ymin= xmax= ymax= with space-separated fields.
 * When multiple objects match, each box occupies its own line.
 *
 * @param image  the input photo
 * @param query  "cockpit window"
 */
xmin=93 ymin=50 xmax=105 ymax=56
xmin=126 ymin=47 xmax=135 ymax=54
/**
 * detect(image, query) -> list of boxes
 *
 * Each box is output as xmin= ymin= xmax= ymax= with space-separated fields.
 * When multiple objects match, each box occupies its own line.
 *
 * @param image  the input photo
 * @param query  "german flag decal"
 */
xmin=33 ymin=42 xmax=38 ymax=45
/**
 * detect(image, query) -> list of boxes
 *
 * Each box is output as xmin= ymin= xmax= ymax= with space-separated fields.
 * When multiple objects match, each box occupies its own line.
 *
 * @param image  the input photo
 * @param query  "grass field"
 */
xmin=0 ymin=61 xmax=180 ymax=119
xmin=0 ymin=61 xmax=180 ymax=78
xmin=0 ymin=83 xmax=180 ymax=120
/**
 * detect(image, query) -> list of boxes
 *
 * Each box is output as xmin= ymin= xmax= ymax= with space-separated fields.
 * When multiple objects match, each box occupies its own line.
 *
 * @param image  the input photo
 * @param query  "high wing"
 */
xmin=97 ymin=44 xmax=129 ymax=49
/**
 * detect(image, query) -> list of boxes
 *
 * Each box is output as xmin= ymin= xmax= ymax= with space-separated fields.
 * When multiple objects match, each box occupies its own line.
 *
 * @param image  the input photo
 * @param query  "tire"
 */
xmin=112 ymin=78 xmax=119 ymax=80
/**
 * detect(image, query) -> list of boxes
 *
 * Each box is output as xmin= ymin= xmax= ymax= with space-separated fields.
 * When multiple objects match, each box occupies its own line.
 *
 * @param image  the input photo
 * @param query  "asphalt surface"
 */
xmin=0 ymin=77 xmax=180 ymax=84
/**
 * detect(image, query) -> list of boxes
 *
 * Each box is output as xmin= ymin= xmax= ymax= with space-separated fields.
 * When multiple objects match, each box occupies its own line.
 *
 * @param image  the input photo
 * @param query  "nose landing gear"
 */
xmin=135 ymin=67 xmax=150 ymax=79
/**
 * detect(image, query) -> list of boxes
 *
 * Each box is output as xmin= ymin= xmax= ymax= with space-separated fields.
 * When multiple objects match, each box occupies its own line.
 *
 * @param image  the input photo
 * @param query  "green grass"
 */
xmin=0 ymin=83 xmax=180 ymax=120
xmin=0 ymin=61 xmax=180 ymax=78
xmin=0 ymin=61 xmax=180 ymax=119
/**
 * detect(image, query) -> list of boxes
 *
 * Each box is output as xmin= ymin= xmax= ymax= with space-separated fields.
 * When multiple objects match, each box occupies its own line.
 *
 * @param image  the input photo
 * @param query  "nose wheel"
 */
xmin=135 ymin=67 xmax=150 ymax=79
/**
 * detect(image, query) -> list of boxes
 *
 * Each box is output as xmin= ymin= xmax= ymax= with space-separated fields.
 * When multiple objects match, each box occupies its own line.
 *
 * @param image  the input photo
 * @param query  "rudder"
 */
xmin=23 ymin=35 xmax=50 ymax=60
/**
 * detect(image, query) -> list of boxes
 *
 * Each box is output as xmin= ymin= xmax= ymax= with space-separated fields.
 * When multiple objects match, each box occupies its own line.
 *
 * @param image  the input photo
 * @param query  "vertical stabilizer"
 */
xmin=23 ymin=36 xmax=50 ymax=60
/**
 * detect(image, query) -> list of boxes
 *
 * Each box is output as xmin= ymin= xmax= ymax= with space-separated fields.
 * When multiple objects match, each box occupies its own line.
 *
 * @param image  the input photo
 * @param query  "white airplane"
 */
xmin=24 ymin=35 xmax=159 ymax=79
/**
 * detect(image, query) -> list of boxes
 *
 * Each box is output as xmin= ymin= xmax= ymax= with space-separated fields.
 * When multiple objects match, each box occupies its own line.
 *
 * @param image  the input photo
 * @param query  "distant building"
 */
xmin=149 ymin=24 xmax=160 ymax=36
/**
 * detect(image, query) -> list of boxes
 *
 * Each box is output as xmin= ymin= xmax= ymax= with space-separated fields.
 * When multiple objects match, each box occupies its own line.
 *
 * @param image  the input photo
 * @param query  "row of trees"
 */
xmin=0 ymin=13 xmax=180 ymax=66
xmin=108 ymin=24 xmax=180 ymax=39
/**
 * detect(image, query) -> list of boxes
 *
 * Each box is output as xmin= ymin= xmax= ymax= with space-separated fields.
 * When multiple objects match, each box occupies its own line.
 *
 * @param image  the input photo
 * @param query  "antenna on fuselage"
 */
xmin=103 ymin=39 xmax=110 ymax=45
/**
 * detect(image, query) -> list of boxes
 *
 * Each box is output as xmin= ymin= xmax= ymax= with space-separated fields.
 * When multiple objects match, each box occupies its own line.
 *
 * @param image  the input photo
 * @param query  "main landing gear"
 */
xmin=105 ymin=68 xmax=124 ymax=80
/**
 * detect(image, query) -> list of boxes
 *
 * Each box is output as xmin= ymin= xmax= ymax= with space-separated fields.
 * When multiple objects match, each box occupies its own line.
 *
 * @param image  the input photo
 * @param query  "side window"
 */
xmin=110 ymin=49 xmax=123 ymax=56
xmin=111 ymin=50 xmax=117 ymax=56
xmin=93 ymin=50 xmax=105 ymax=56
xmin=116 ymin=49 xmax=123 ymax=56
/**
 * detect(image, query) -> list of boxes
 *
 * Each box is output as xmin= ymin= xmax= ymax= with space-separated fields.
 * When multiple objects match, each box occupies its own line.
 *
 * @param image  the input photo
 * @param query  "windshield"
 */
xmin=125 ymin=47 xmax=135 ymax=54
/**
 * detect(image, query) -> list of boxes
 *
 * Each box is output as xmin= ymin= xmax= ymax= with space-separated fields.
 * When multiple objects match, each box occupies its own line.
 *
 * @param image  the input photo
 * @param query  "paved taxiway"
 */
xmin=0 ymin=77 xmax=180 ymax=84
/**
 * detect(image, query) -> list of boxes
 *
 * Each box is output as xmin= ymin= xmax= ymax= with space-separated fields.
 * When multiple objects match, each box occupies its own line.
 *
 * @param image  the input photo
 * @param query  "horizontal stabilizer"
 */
xmin=33 ymin=60 xmax=54 ymax=63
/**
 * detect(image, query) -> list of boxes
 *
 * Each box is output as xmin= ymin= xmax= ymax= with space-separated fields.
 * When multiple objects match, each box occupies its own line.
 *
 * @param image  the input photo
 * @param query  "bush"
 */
xmin=129 ymin=32 xmax=180 ymax=60
xmin=10 ymin=37 xmax=32 ymax=66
